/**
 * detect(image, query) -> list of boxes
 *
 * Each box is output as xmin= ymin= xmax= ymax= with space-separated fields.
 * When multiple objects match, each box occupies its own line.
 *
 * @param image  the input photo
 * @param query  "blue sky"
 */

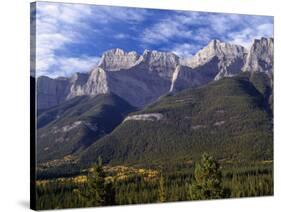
xmin=33 ymin=2 xmax=273 ymax=78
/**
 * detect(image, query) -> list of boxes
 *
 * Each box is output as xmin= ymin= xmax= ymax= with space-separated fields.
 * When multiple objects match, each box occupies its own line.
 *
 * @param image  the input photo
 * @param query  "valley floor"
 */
xmin=35 ymin=161 xmax=273 ymax=210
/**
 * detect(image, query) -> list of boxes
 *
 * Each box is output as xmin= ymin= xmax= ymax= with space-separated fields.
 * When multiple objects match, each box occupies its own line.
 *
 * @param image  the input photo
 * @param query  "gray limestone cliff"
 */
xmin=37 ymin=38 xmax=274 ymax=109
xmin=243 ymin=37 xmax=273 ymax=74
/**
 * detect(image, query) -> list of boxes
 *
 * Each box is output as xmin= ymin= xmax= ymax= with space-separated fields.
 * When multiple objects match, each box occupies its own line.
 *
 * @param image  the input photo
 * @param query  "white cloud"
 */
xmin=39 ymin=56 xmax=100 ymax=78
xmin=141 ymin=11 xmax=273 ymax=51
xmin=140 ymin=13 xmax=221 ymax=45
xmin=208 ymin=15 xmax=231 ymax=34
xmin=141 ymin=17 xmax=192 ymax=44
xmin=35 ymin=2 xmax=95 ymax=76
xmin=35 ymin=2 xmax=149 ymax=77
xmin=114 ymin=33 xmax=128 ymax=39
xmin=228 ymin=23 xmax=274 ymax=48
xmin=34 ymin=2 xmax=273 ymax=77
xmin=257 ymin=23 xmax=274 ymax=37
xmin=171 ymin=43 xmax=201 ymax=58
xmin=95 ymin=6 xmax=150 ymax=23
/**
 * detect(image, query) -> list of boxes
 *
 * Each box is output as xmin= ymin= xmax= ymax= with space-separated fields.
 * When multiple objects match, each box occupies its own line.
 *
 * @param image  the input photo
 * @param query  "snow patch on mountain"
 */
xmin=124 ymin=113 xmax=163 ymax=122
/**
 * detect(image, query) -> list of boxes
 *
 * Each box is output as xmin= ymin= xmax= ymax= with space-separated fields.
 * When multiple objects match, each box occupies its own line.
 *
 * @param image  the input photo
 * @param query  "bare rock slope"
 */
xmin=37 ymin=38 xmax=274 ymax=109
xmin=243 ymin=37 xmax=273 ymax=74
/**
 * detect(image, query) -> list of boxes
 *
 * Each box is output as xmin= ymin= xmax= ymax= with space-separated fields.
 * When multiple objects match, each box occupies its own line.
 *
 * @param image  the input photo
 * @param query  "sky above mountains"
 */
xmin=33 ymin=2 xmax=273 ymax=78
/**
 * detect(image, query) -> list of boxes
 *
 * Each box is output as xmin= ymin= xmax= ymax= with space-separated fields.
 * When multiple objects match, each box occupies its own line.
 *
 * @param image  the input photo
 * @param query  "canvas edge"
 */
xmin=30 ymin=1 xmax=37 ymax=211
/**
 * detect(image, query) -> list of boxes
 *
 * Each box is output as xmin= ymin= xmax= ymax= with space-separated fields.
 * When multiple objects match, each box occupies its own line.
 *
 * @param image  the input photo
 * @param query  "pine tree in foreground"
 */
xmin=189 ymin=153 xmax=227 ymax=200
xmin=158 ymin=173 xmax=166 ymax=202
xmin=79 ymin=157 xmax=107 ymax=206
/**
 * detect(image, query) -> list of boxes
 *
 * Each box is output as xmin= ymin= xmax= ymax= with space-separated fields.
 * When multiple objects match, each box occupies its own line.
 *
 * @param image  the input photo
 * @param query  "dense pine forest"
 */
xmin=32 ymin=3 xmax=274 ymax=210
xmin=34 ymin=72 xmax=273 ymax=210
xmin=35 ymin=154 xmax=273 ymax=210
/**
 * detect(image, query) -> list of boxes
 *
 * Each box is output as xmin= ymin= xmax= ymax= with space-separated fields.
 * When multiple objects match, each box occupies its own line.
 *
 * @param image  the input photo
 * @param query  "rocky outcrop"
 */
xmin=170 ymin=65 xmax=200 ymax=92
xmin=98 ymin=48 xmax=141 ymax=71
xmin=183 ymin=39 xmax=247 ymax=80
xmin=243 ymin=37 xmax=273 ymax=74
xmin=37 ymin=38 xmax=274 ymax=110
xmin=82 ymin=67 xmax=109 ymax=96
xmin=37 ymin=76 xmax=70 ymax=110
xmin=37 ymin=49 xmax=177 ymax=109
xmin=67 ymin=72 xmax=90 ymax=99
xmin=124 ymin=113 xmax=163 ymax=122
xmin=142 ymin=50 xmax=179 ymax=79
xmin=170 ymin=56 xmax=226 ymax=92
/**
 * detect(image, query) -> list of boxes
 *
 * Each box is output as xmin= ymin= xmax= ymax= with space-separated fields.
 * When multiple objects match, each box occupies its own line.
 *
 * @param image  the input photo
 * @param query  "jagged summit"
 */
xmin=208 ymin=39 xmax=222 ymax=48
xmin=142 ymin=49 xmax=180 ymax=78
xmin=184 ymin=39 xmax=247 ymax=68
xmin=98 ymin=48 xmax=141 ymax=71
xmin=181 ymin=39 xmax=247 ymax=80
xmin=254 ymin=37 xmax=273 ymax=44
xmin=243 ymin=37 xmax=273 ymax=74
xmin=101 ymin=48 xmax=138 ymax=56
xmin=37 ymin=37 xmax=273 ymax=109
xmin=70 ymin=72 xmax=89 ymax=82
xmin=99 ymin=48 xmax=180 ymax=78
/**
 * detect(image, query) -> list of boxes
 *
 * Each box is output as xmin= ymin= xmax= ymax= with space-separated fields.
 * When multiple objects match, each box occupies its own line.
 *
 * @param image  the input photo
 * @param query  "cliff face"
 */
xmin=243 ymin=37 xmax=274 ymax=74
xmin=182 ymin=39 xmax=247 ymax=80
xmin=37 ymin=76 xmax=70 ymax=110
xmin=37 ymin=38 xmax=274 ymax=109
xmin=37 ymin=49 xmax=179 ymax=109
xmin=98 ymin=48 xmax=141 ymax=71
xmin=142 ymin=50 xmax=180 ymax=79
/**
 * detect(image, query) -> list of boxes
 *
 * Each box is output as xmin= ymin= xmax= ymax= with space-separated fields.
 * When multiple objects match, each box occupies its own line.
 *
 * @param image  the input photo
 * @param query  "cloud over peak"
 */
xmin=33 ymin=2 xmax=273 ymax=77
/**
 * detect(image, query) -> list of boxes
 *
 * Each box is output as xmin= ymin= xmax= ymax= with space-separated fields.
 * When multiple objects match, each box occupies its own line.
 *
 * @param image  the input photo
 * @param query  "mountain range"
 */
xmin=36 ymin=37 xmax=274 ymax=178
xmin=37 ymin=37 xmax=273 ymax=110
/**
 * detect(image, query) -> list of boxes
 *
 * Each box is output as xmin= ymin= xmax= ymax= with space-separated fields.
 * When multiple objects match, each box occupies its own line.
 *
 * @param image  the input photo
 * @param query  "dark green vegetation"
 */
xmin=73 ymin=157 xmax=115 ymax=207
xmin=35 ymin=155 xmax=273 ymax=210
xmin=80 ymin=72 xmax=273 ymax=166
xmin=35 ymin=72 xmax=273 ymax=209
xmin=37 ymin=94 xmax=135 ymax=162
xmin=189 ymin=153 xmax=228 ymax=200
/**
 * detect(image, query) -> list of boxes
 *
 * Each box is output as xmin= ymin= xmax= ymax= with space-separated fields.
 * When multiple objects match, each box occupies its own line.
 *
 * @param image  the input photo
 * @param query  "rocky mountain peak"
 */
xmin=70 ymin=72 xmax=89 ymax=83
xmin=181 ymin=39 xmax=247 ymax=80
xmin=209 ymin=39 xmax=221 ymax=49
xmin=37 ymin=76 xmax=70 ymax=109
xmin=255 ymin=37 xmax=273 ymax=46
xmin=142 ymin=49 xmax=180 ymax=79
xmin=37 ymin=38 xmax=273 ymax=110
xmin=98 ymin=48 xmax=141 ymax=71
xmin=142 ymin=49 xmax=178 ymax=59
xmin=243 ymin=37 xmax=273 ymax=74
xmin=185 ymin=39 xmax=247 ymax=68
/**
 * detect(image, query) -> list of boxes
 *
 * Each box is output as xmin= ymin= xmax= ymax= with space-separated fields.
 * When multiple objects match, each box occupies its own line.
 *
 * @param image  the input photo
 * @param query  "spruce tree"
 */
xmin=158 ymin=173 xmax=166 ymax=202
xmin=189 ymin=153 xmax=225 ymax=200
xmin=105 ymin=180 xmax=116 ymax=205
xmin=80 ymin=157 xmax=107 ymax=206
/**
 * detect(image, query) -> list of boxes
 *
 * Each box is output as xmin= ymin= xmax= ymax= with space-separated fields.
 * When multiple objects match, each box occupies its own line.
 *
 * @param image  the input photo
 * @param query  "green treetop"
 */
xmin=189 ymin=153 xmax=226 ymax=200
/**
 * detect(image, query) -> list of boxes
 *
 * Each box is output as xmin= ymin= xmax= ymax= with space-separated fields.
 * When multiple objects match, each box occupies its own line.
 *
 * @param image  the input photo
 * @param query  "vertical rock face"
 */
xmin=106 ymin=62 xmax=171 ymax=107
xmin=37 ymin=76 xmax=70 ymax=110
xmin=84 ymin=67 xmax=109 ymax=96
xmin=67 ymin=67 xmax=110 ymax=99
xmin=67 ymin=73 xmax=90 ymax=99
xmin=37 ymin=38 xmax=273 ymax=110
xmin=98 ymin=48 xmax=141 ymax=71
xmin=170 ymin=65 xmax=197 ymax=92
xmin=37 ymin=48 xmax=178 ymax=109
xmin=170 ymin=57 xmax=221 ymax=92
xmin=183 ymin=39 xmax=247 ymax=80
xmin=142 ymin=50 xmax=180 ymax=79
xmin=243 ymin=37 xmax=274 ymax=74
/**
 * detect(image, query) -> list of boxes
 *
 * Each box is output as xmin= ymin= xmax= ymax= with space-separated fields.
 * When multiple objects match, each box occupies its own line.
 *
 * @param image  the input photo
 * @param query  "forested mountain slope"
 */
xmin=37 ymin=94 xmax=135 ymax=162
xmin=79 ymin=72 xmax=273 ymax=166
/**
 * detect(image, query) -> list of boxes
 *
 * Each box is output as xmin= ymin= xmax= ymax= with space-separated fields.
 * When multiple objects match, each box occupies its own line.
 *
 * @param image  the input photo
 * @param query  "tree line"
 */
xmin=35 ymin=153 xmax=273 ymax=210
